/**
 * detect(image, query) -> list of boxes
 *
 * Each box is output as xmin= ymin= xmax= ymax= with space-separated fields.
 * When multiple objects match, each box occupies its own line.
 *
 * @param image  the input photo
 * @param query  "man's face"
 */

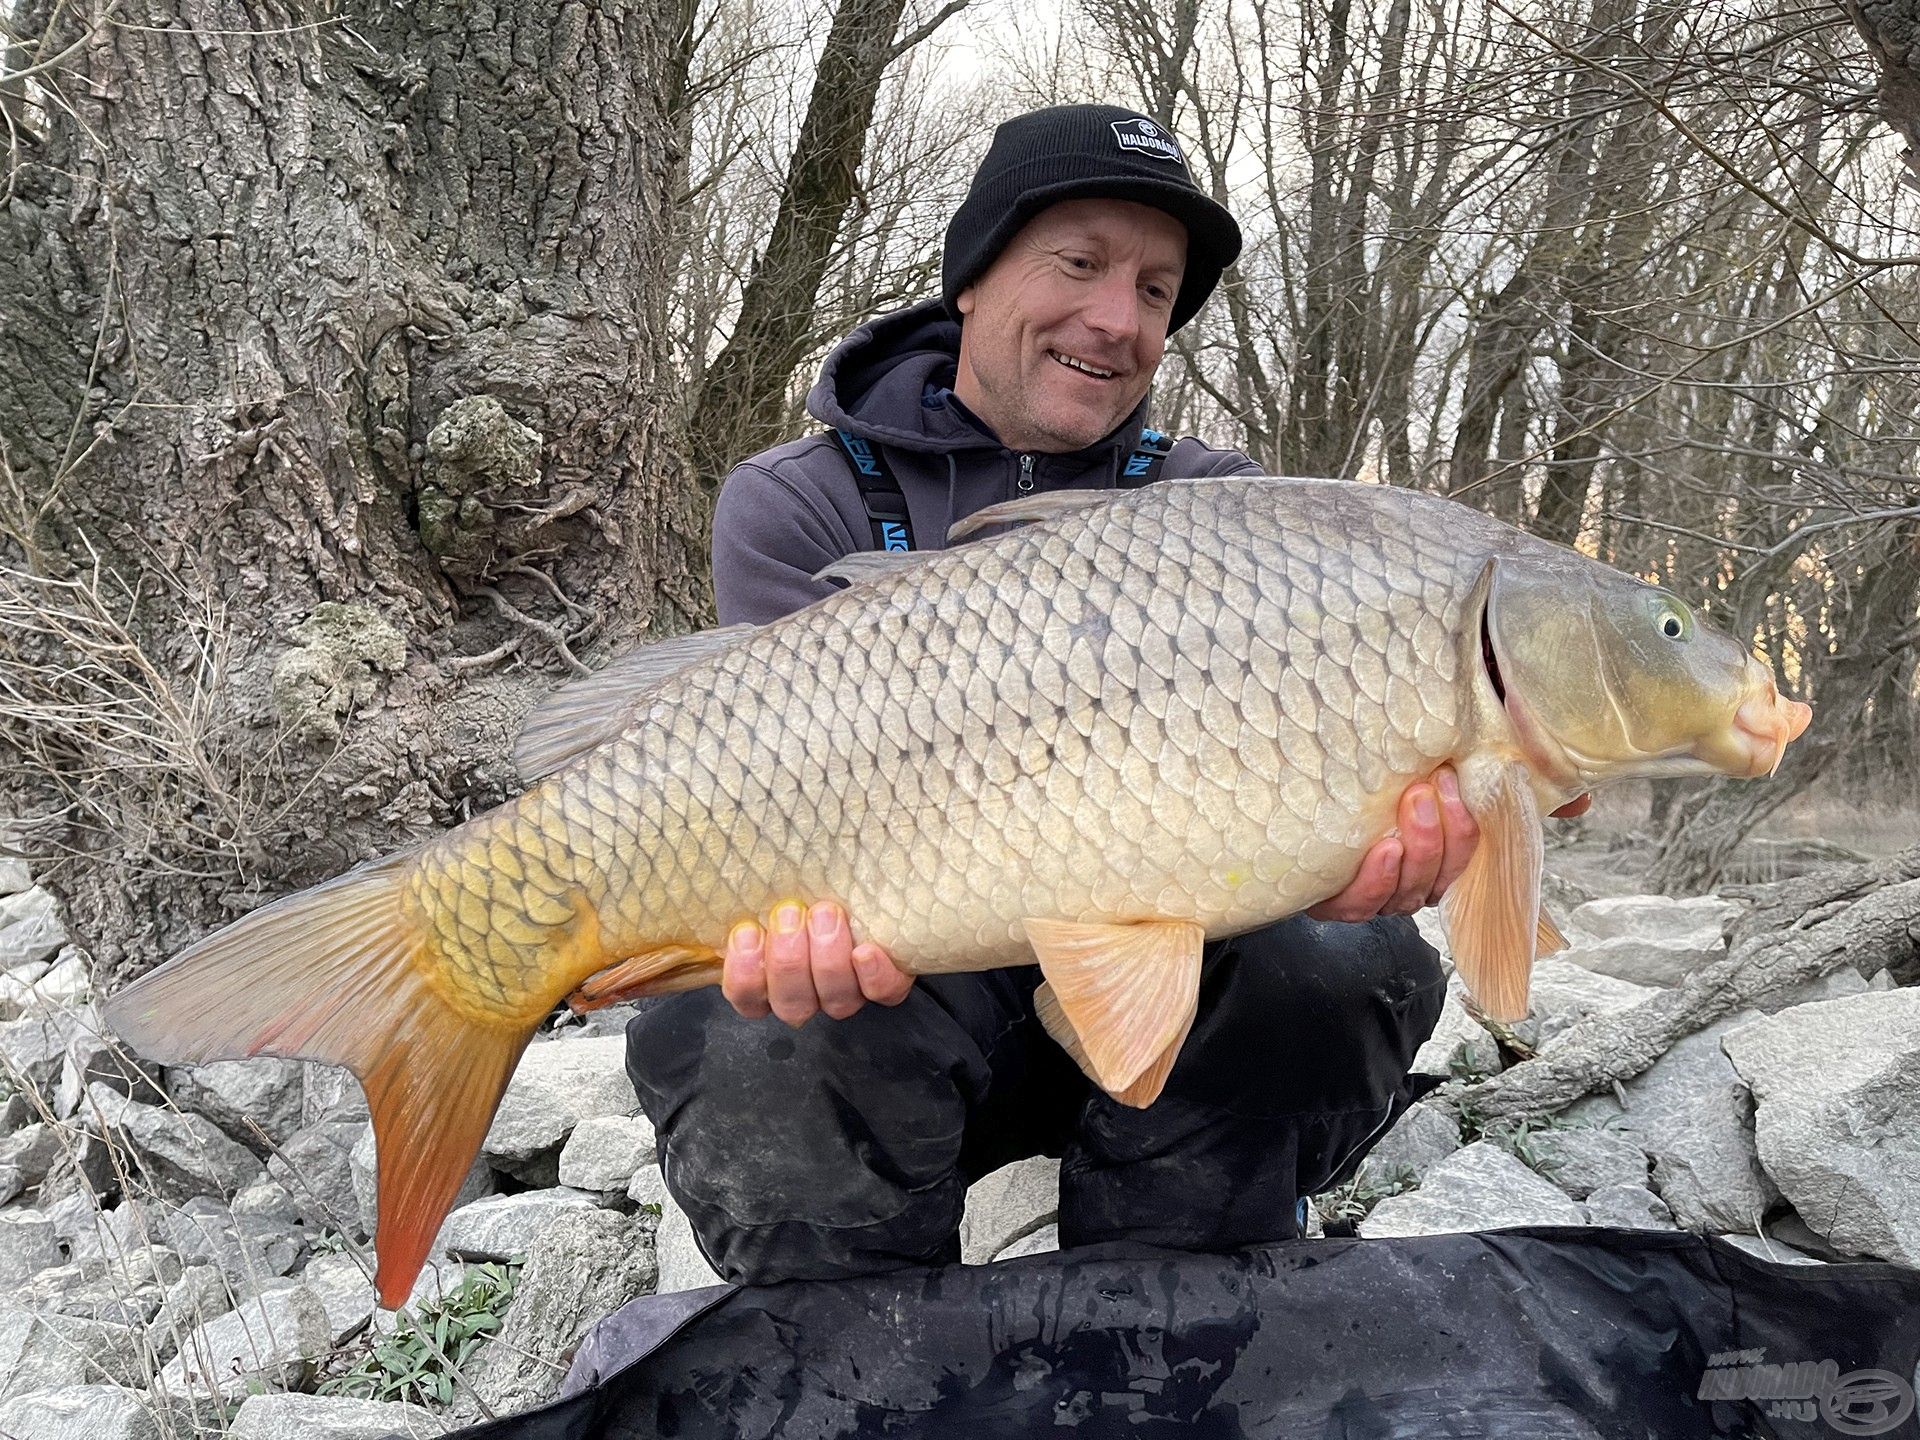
xmin=953 ymin=198 xmax=1188 ymax=453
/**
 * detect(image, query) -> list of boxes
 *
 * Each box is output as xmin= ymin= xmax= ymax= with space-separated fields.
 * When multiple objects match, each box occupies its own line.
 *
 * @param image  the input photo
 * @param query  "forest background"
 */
xmin=2 ymin=0 xmax=1918 ymax=981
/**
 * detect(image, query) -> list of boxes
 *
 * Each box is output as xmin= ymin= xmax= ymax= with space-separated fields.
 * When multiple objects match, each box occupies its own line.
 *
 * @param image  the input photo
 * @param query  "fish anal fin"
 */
xmin=100 ymin=848 xmax=536 ymax=1309
xmin=566 ymin=943 xmax=724 ymax=1012
xmin=1441 ymin=759 xmax=1543 ymax=1023
xmin=514 ymin=626 xmax=756 ymax=781
xmin=1025 ymin=918 xmax=1204 ymax=1095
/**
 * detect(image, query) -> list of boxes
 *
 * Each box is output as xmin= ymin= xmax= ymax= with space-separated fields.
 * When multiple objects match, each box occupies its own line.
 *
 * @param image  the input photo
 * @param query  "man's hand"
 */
xmin=1305 ymin=768 xmax=1592 ymax=923
xmin=723 ymin=900 xmax=914 ymax=1027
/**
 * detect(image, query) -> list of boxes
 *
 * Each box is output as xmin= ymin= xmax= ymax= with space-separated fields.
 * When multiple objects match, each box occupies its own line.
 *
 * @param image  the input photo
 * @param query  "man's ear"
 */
xmin=955 ymin=285 xmax=976 ymax=318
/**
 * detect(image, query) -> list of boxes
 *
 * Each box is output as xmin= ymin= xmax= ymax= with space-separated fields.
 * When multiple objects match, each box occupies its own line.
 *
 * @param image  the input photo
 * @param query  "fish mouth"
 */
xmin=1695 ymin=663 xmax=1812 ymax=778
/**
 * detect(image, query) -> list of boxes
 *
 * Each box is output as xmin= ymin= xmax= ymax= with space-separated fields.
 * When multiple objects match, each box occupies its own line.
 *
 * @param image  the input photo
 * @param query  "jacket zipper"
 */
xmin=1016 ymin=453 xmax=1035 ymax=495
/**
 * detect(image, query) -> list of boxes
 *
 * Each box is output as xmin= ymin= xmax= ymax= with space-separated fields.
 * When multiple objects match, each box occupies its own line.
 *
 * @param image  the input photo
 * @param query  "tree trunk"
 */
xmin=684 ymin=0 xmax=912 ymax=491
xmin=1845 ymin=0 xmax=1920 ymax=189
xmin=0 ymin=0 xmax=706 ymax=984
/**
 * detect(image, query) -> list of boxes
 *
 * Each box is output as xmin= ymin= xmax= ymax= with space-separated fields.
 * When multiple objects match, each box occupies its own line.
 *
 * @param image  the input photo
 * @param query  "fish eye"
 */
xmin=1654 ymin=598 xmax=1692 ymax=641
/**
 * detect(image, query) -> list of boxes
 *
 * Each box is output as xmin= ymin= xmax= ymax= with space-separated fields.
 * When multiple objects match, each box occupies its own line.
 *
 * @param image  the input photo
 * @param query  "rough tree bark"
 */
xmin=0 ymin=0 xmax=708 ymax=983
xmin=1845 ymin=0 xmax=1920 ymax=189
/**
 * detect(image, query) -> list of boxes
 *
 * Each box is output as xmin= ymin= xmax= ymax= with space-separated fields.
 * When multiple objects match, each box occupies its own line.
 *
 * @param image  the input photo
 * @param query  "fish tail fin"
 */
xmin=101 ymin=850 xmax=530 ymax=1308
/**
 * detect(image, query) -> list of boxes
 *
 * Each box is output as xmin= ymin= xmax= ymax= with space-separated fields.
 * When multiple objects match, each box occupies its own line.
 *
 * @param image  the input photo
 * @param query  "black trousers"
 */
xmin=624 ymin=915 xmax=1446 ymax=1285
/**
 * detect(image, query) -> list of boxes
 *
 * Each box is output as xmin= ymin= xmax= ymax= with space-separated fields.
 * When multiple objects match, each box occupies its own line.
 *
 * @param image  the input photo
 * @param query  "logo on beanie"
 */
xmin=1111 ymin=117 xmax=1183 ymax=164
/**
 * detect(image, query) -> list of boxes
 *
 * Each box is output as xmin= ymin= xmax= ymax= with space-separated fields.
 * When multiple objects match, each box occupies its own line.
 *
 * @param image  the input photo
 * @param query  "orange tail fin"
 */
xmin=100 ymin=851 xmax=530 ymax=1308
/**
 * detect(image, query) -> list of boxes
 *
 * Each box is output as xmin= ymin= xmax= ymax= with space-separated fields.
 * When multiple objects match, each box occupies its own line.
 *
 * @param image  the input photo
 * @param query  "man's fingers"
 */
xmin=763 ymin=901 xmax=820 ymax=1027
xmin=807 ymin=902 xmax=865 ymax=1020
xmin=1551 ymin=793 xmax=1593 ymax=818
xmin=853 ymin=942 xmax=914 ymax=1005
xmin=721 ymin=921 xmax=770 ymax=1019
xmin=1430 ymin=766 xmax=1481 ymax=904
xmin=1307 ymin=837 xmax=1402 ymax=922
xmin=1388 ymin=782 xmax=1444 ymax=915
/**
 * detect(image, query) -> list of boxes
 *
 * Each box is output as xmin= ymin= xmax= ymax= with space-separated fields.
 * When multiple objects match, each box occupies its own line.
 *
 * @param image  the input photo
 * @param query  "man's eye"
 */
xmin=1065 ymin=256 xmax=1094 ymax=271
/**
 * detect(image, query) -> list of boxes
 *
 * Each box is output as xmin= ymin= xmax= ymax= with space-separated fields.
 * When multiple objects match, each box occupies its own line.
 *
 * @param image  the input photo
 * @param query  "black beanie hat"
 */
xmin=942 ymin=104 xmax=1242 ymax=335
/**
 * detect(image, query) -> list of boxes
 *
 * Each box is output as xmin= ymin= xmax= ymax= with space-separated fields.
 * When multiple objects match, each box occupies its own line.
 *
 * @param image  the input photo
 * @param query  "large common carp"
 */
xmin=104 ymin=478 xmax=1809 ymax=1306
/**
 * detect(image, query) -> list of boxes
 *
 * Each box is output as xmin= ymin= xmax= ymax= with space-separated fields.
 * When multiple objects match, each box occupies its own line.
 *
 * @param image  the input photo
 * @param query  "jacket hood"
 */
xmin=805 ymin=298 xmax=1151 ymax=459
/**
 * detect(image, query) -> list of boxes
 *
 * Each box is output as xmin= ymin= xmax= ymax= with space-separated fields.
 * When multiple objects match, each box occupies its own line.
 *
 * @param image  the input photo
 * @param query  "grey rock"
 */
xmin=0 ymin=856 xmax=28 ymax=898
xmin=301 ymin=1063 xmax=370 ymax=1126
xmin=0 ymin=1307 xmax=144 ymax=1396
xmin=961 ymin=1155 xmax=1059 ymax=1264
xmin=1722 ymin=989 xmax=1920 ymax=1266
xmin=265 ymin=1121 xmax=362 ymax=1232
xmin=1757 ymin=966 xmax=1869 ymax=1015
xmin=0 ymin=962 xmax=50 ymax=1022
xmin=1568 ymin=894 xmax=1740 ymax=944
xmin=0 ymin=1384 xmax=172 ymax=1439
xmin=159 ymin=1282 xmax=330 ymax=1397
xmin=147 ymin=1265 xmax=233 ymax=1364
xmin=463 ymin=1207 xmax=658 ymax=1416
xmin=1528 ymin=1127 xmax=1650 ymax=1199
xmin=1558 ymin=933 xmax=1723 ymax=989
xmin=156 ymin=1196 xmax=302 ymax=1288
xmin=1358 ymin=1143 xmax=1586 ymax=1238
xmin=653 ymin=1196 xmax=724 ymax=1296
xmin=0 ymin=1007 xmax=104 ymax=1102
xmin=366 ymin=1258 xmax=472 ymax=1334
xmin=55 ymin=1198 xmax=154 ymax=1265
xmin=0 ymin=1210 xmax=61 ymax=1286
xmin=55 ymin=1030 xmax=164 ymax=1119
xmin=299 ymin=1251 xmax=377 ymax=1345
xmin=231 ymin=1176 xmax=303 ymax=1224
xmin=350 ymin=1121 xmax=492 ymax=1241
xmin=557 ymin=1113 xmax=657 ymax=1192
xmin=227 ymin=1392 xmax=442 ymax=1439
xmin=0 ymin=889 xmax=67 ymax=967
xmin=1718 ymin=1233 xmax=1822 ymax=1266
xmin=436 ymin=1188 xmax=602 ymax=1264
xmin=1566 ymin=1011 xmax=1776 ymax=1233
xmin=1355 ymin=1101 xmax=1460 ymax=1190
xmin=163 ymin=1058 xmax=306 ymax=1153
xmin=1581 ymin=1183 xmax=1678 ymax=1231
xmin=39 ymin=1125 xmax=118 ymax=1206
xmin=0 ymin=1122 xmax=63 ymax=1186
xmin=85 ymin=1083 xmax=264 ymax=1202
xmin=994 ymin=1223 xmax=1060 ymax=1261
xmin=31 ymin=952 xmax=91 ymax=1013
xmin=1527 ymin=959 xmax=1656 ymax=1050
xmin=626 ymin=1162 xmax=669 ymax=1211
xmin=0 ymin=1163 xmax=20 ymax=1206
xmin=20 ymin=1247 xmax=178 ymax=1327
xmin=484 ymin=1037 xmax=638 ymax=1184
xmin=1411 ymin=977 xmax=1501 ymax=1080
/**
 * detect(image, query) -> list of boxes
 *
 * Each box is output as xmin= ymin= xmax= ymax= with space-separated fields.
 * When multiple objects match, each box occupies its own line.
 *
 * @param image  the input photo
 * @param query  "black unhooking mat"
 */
xmin=454 ymin=1226 xmax=1920 ymax=1439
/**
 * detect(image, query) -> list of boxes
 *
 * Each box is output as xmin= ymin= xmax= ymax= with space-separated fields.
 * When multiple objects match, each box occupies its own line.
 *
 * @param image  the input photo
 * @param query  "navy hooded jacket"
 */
xmin=710 ymin=299 xmax=1262 ymax=625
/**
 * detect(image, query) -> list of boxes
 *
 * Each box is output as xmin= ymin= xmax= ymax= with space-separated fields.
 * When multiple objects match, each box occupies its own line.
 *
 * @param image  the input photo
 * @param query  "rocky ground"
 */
xmin=0 ymin=840 xmax=1912 ymax=1437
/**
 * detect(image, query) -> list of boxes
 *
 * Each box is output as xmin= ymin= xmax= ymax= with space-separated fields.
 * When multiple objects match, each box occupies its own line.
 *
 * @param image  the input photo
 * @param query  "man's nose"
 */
xmin=1080 ymin=270 xmax=1142 ymax=342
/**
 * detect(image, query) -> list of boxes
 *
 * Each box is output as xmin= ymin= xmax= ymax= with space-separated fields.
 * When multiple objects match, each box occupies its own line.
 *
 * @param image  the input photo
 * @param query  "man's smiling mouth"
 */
xmin=1049 ymin=350 xmax=1118 ymax=380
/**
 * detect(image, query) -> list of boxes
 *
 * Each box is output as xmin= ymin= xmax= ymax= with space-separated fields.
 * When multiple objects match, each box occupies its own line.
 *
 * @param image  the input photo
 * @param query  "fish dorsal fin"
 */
xmin=513 ymin=626 xmax=755 ymax=781
xmin=812 ymin=551 xmax=933 ymax=587
xmin=947 ymin=490 xmax=1114 ymax=543
xmin=1536 ymin=908 xmax=1568 ymax=956
xmin=1441 ymin=758 xmax=1544 ymax=1022
xmin=1024 ymin=918 xmax=1205 ymax=1097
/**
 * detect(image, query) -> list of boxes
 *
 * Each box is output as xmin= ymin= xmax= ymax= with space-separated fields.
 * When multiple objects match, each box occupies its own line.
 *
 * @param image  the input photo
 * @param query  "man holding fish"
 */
xmin=103 ymin=104 xmax=1807 ymax=1312
xmin=623 ymin=105 xmax=1588 ymax=1285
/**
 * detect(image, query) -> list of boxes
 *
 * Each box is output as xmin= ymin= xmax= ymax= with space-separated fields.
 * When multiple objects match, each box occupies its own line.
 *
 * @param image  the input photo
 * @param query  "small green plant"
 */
xmin=1313 ymin=1163 xmax=1417 ymax=1227
xmin=317 ymin=1259 xmax=521 ymax=1407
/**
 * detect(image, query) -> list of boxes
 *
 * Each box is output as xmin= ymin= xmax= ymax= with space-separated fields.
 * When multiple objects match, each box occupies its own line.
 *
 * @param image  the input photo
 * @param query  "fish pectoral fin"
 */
xmin=812 ymin=552 xmax=933 ymax=586
xmin=566 ymin=943 xmax=724 ymax=1012
xmin=1441 ymin=759 xmax=1544 ymax=1023
xmin=1026 ymin=918 xmax=1205 ymax=1098
xmin=1536 ymin=908 xmax=1568 ymax=957
xmin=514 ymin=626 xmax=757 ymax=781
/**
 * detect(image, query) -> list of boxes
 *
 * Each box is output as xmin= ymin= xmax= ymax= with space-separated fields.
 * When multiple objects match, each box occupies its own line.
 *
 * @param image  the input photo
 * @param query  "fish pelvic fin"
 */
xmin=101 ymin=850 xmax=532 ymax=1309
xmin=1025 ymin=918 xmax=1205 ymax=1100
xmin=1536 ymin=908 xmax=1568 ymax=956
xmin=1440 ymin=758 xmax=1543 ymax=1022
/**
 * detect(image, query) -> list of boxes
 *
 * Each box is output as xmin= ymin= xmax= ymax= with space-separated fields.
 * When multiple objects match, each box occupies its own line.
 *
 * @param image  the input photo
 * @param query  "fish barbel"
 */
xmin=104 ymin=478 xmax=1810 ymax=1305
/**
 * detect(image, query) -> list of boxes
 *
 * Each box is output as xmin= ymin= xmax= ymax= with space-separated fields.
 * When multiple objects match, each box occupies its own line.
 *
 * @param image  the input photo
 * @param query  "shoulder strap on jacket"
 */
xmin=828 ymin=429 xmax=914 ymax=552
xmin=1120 ymin=427 xmax=1173 ymax=487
